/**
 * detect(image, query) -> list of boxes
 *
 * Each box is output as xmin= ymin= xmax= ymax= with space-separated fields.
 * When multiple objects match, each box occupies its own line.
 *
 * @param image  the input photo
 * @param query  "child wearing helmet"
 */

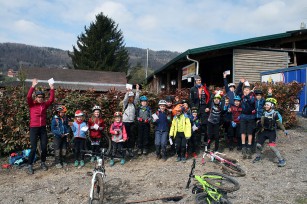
xmin=253 ymin=97 xmax=288 ymax=167
xmin=88 ymin=105 xmax=106 ymax=162
xmin=152 ymin=99 xmax=171 ymax=160
xmin=136 ymin=95 xmax=151 ymax=155
xmin=109 ymin=112 xmax=127 ymax=166
xmin=123 ymin=84 xmax=140 ymax=157
xmin=227 ymin=96 xmax=243 ymax=151
xmin=71 ymin=110 xmax=88 ymax=168
xmin=206 ymin=93 xmax=226 ymax=152
xmin=169 ymin=105 xmax=192 ymax=162
xmin=51 ymin=105 xmax=70 ymax=168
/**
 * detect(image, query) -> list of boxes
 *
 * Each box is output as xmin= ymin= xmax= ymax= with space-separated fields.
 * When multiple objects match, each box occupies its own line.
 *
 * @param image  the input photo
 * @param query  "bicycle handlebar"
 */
xmin=186 ymin=159 xmax=196 ymax=189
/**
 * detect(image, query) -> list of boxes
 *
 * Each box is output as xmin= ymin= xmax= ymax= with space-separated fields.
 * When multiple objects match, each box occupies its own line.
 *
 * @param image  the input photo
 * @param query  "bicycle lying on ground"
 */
xmin=82 ymin=150 xmax=109 ymax=204
xmin=201 ymin=151 xmax=246 ymax=177
xmin=186 ymin=159 xmax=240 ymax=204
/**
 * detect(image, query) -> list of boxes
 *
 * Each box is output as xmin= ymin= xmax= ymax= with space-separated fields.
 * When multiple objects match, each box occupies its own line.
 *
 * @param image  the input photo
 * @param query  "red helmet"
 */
xmin=114 ymin=112 xmax=122 ymax=117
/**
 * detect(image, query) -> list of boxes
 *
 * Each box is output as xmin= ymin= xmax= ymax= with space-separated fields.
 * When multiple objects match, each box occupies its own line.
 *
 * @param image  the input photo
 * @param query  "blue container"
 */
xmin=261 ymin=64 xmax=307 ymax=113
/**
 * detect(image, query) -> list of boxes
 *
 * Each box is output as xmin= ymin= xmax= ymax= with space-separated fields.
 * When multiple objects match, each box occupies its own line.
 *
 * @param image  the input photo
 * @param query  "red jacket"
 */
xmin=230 ymin=105 xmax=242 ymax=124
xmin=88 ymin=117 xmax=106 ymax=139
xmin=27 ymin=87 xmax=54 ymax=127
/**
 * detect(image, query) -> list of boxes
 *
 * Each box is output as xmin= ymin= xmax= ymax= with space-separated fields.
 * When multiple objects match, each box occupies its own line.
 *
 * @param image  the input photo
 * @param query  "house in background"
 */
xmin=147 ymin=29 xmax=307 ymax=93
xmin=3 ymin=67 xmax=127 ymax=92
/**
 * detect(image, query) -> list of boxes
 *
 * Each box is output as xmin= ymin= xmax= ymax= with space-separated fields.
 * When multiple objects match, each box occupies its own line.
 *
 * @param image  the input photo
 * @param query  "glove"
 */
xmin=138 ymin=118 xmax=143 ymax=122
xmin=284 ymin=130 xmax=288 ymax=136
xmin=231 ymin=121 xmax=237 ymax=128
xmin=144 ymin=119 xmax=149 ymax=123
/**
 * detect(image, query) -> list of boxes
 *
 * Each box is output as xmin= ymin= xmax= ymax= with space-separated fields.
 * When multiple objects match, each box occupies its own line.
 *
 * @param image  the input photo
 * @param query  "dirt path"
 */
xmin=1 ymin=117 xmax=307 ymax=204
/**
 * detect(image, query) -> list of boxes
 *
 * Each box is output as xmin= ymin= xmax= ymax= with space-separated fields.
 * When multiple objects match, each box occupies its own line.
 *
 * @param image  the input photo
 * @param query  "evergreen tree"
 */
xmin=69 ymin=12 xmax=129 ymax=72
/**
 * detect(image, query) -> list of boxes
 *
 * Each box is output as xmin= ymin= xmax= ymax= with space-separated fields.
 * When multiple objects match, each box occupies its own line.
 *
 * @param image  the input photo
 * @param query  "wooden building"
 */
xmin=147 ymin=29 xmax=307 ymax=93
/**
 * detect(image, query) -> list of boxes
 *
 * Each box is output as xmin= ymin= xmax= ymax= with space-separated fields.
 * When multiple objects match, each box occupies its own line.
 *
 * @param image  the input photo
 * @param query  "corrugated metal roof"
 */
xmin=148 ymin=30 xmax=299 ymax=80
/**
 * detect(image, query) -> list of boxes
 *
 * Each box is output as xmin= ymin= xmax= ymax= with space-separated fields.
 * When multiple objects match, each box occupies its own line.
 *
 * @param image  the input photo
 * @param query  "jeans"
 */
xmin=28 ymin=126 xmax=47 ymax=165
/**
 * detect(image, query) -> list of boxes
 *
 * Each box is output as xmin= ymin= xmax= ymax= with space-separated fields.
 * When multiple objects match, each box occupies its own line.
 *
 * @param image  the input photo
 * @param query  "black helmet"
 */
xmin=35 ymin=91 xmax=45 ymax=97
xmin=254 ymin=90 xmax=263 ymax=95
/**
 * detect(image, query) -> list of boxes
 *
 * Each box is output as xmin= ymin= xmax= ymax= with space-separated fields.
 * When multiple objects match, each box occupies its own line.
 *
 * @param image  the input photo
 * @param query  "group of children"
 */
xmin=50 ymin=75 xmax=288 ymax=169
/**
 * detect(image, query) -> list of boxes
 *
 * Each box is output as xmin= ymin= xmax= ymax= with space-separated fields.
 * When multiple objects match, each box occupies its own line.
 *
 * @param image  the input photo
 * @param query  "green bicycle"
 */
xmin=186 ymin=159 xmax=240 ymax=204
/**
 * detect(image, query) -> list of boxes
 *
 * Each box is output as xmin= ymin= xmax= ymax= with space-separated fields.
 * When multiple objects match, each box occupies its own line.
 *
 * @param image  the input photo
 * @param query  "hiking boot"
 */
xmin=90 ymin=156 xmax=95 ymax=162
xmin=80 ymin=160 xmax=85 ymax=167
xmin=41 ymin=162 xmax=48 ymax=171
xmin=27 ymin=165 xmax=34 ymax=175
xmin=247 ymin=148 xmax=252 ymax=159
xmin=242 ymin=147 xmax=247 ymax=159
xmin=55 ymin=163 xmax=63 ymax=169
xmin=192 ymin=152 xmax=198 ymax=158
xmin=143 ymin=149 xmax=148 ymax=155
xmin=253 ymin=156 xmax=261 ymax=163
xmin=110 ymin=159 xmax=114 ymax=167
xmin=176 ymin=157 xmax=181 ymax=162
xmin=120 ymin=159 xmax=125 ymax=165
xmin=137 ymin=149 xmax=143 ymax=155
xmin=181 ymin=157 xmax=186 ymax=163
xmin=74 ymin=160 xmax=79 ymax=167
xmin=278 ymin=159 xmax=286 ymax=167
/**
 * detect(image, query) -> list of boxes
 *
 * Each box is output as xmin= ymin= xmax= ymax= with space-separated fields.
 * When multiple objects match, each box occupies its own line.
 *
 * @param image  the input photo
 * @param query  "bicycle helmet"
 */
xmin=266 ymin=97 xmax=277 ymax=105
xmin=214 ymin=94 xmax=222 ymax=99
xmin=254 ymin=89 xmax=263 ymax=95
xmin=234 ymin=95 xmax=241 ymax=101
xmin=35 ymin=91 xmax=45 ymax=97
xmin=75 ymin=110 xmax=83 ymax=117
xmin=140 ymin=95 xmax=148 ymax=101
xmin=92 ymin=105 xmax=101 ymax=111
xmin=56 ymin=105 xmax=67 ymax=113
xmin=114 ymin=112 xmax=122 ymax=117
xmin=128 ymin=91 xmax=134 ymax=97
xmin=191 ymin=107 xmax=198 ymax=113
xmin=228 ymin=83 xmax=236 ymax=88
xmin=158 ymin=100 xmax=167 ymax=105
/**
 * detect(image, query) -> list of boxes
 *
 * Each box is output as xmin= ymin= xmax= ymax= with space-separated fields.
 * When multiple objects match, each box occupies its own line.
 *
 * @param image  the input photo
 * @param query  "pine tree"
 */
xmin=69 ymin=12 xmax=129 ymax=73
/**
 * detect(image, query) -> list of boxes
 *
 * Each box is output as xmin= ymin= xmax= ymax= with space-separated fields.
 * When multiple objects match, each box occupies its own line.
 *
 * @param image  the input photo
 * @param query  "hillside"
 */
xmin=0 ymin=43 xmax=180 ymax=71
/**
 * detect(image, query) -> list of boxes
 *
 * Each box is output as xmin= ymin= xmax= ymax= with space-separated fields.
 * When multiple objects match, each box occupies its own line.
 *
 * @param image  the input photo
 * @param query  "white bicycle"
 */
xmin=83 ymin=150 xmax=108 ymax=204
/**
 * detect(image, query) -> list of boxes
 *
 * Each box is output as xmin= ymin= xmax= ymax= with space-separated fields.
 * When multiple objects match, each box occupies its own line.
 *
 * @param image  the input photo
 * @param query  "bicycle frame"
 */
xmin=194 ymin=175 xmax=222 ymax=202
xmin=202 ymin=151 xmax=234 ymax=166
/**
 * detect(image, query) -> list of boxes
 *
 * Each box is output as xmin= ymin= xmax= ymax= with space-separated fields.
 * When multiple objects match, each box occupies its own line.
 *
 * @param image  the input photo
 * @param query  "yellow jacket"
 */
xmin=169 ymin=114 xmax=191 ymax=138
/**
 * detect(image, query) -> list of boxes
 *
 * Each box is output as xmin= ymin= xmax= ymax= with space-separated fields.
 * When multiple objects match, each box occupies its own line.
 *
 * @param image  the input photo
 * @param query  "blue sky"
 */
xmin=0 ymin=0 xmax=306 ymax=52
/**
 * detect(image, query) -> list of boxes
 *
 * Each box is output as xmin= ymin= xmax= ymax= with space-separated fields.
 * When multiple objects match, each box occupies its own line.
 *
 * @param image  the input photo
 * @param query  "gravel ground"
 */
xmin=0 ymin=116 xmax=307 ymax=204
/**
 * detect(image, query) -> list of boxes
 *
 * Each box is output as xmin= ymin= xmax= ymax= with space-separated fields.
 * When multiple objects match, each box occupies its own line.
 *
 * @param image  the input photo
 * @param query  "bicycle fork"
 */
xmin=89 ymin=171 xmax=105 ymax=201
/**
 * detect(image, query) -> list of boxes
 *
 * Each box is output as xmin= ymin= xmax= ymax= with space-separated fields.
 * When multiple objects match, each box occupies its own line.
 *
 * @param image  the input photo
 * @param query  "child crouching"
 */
xmin=109 ymin=112 xmax=127 ymax=166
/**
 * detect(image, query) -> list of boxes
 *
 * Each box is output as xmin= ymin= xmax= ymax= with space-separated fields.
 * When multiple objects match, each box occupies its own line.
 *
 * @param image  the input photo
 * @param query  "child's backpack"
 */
xmin=8 ymin=153 xmax=24 ymax=165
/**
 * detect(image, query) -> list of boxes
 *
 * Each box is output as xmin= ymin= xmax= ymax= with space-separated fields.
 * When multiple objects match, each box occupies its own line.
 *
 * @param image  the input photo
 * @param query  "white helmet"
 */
xmin=128 ymin=91 xmax=134 ymax=97
xmin=158 ymin=100 xmax=167 ymax=105
xmin=228 ymin=83 xmax=235 ymax=88
xmin=92 ymin=105 xmax=101 ymax=111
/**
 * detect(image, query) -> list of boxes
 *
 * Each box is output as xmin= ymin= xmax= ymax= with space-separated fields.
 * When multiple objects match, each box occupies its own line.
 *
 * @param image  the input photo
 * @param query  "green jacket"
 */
xmin=169 ymin=114 xmax=191 ymax=138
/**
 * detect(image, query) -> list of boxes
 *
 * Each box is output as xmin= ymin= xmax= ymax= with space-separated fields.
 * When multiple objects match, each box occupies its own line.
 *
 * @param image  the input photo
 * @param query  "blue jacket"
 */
xmin=153 ymin=110 xmax=170 ymax=131
xmin=255 ymin=98 xmax=265 ymax=119
xmin=71 ymin=121 xmax=87 ymax=139
xmin=51 ymin=115 xmax=70 ymax=138
xmin=223 ymin=78 xmax=236 ymax=105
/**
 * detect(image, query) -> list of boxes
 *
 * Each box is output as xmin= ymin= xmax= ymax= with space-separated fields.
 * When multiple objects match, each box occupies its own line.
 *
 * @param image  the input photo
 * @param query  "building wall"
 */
xmin=233 ymin=49 xmax=288 ymax=83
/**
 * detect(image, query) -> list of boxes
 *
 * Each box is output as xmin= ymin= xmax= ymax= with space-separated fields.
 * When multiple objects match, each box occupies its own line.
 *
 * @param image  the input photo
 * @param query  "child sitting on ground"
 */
xmin=109 ymin=112 xmax=127 ymax=166
xmin=253 ymin=97 xmax=288 ymax=167
xmin=71 ymin=110 xmax=88 ymax=168
xmin=169 ymin=105 xmax=191 ymax=163
xmin=88 ymin=105 xmax=106 ymax=162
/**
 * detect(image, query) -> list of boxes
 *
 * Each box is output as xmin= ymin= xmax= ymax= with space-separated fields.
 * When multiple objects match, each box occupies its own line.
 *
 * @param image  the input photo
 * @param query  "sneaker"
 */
xmin=80 ymin=160 xmax=85 ymax=167
xmin=120 ymin=159 xmax=125 ymax=165
xmin=110 ymin=159 xmax=115 ymax=167
xmin=247 ymin=148 xmax=252 ymax=159
xmin=138 ymin=149 xmax=143 ymax=155
xmin=90 ymin=156 xmax=95 ymax=162
xmin=181 ymin=157 xmax=186 ymax=163
xmin=74 ymin=160 xmax=79 ymax=167
xmin=27 ymin=165 xmax=34 ymax=175
xmin=55 ymin=163 xmax=63 ymax=169
xmin=143 ymin=149 xmax=148 ymax=155
xmin=253 ymin=156 xmax=261 ymax=163
xmin=278 ymin=159 xmax=286 ymax=167
xmin=192 ymin=152 xmax=198 ymax=158
xmin=176 ymin=157 xmax=181 ymax=162
xmin=41 ymin=162 xmax=48 ymax=171
xmin=242 ymin=147 xmax=247 ymax=159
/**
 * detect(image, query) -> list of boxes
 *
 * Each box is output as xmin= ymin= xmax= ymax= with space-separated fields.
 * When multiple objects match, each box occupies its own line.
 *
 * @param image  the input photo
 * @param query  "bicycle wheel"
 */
xmin=221 ymin=163 xmax=246 ymax=177
xmin=100 ymin=132 xmax=112 ymax=155
xmin=90 ymin=174 xmax=104 ymax=204
xmin=203 ymin=172 xmax=240 ymax=193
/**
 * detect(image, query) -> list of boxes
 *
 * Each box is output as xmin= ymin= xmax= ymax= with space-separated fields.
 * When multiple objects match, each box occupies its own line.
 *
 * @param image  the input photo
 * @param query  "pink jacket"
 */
xmin=27 ymin=87 xmax=54 ymax=127
xmin=109 ymin=122 xmax=127 ymax=142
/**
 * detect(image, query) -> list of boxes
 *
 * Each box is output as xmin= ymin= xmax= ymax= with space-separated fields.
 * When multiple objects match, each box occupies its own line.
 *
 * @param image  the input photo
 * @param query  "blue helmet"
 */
xmin=140 ymin=95 xmax=148 ymax=101
xmin=234 ymin=95 xmax=241 ymax=101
